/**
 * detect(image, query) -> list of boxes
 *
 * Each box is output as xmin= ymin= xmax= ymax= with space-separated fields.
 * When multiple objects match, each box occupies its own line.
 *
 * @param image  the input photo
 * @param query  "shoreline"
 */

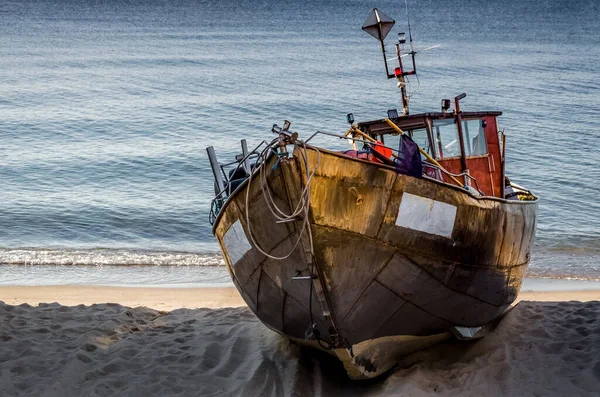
xmin=0 ymin=284 xmax=598 ymax=310
xmin=0 ymin=286 xmax=244 ymax=310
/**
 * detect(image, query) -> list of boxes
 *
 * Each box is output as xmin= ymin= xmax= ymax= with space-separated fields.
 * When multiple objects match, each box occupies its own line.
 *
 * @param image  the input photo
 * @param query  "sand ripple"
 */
xmin=0 ymin=301 xmax=598 ymax=396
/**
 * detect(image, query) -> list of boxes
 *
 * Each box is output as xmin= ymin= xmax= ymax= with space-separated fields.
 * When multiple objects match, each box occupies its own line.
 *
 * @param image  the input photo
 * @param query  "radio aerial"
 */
xmin=362 ymin=8 xmax=418 ymax=116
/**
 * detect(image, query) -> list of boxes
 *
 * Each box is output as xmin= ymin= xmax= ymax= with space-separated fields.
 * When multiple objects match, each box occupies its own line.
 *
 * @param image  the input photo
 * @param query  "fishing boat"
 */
xmin=206 ymin=8 xmax=538 ymax=380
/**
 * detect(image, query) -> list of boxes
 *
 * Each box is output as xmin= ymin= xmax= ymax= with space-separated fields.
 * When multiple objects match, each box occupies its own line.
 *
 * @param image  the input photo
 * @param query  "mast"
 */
xmin=393 ymin=32 xmax=415 ymax=116
xmin=362 ymin=7 xmax=418 ymax=116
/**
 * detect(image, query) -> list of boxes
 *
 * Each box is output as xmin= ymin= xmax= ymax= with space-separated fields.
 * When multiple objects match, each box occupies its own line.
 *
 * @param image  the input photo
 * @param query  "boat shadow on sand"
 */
xmin=0 ymin=300 xmax=598 ymax=396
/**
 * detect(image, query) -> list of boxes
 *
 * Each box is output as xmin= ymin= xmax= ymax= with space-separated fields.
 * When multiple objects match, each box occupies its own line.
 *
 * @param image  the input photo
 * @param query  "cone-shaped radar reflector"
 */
xmin=362 ymin=8 xmax=395 ymax=41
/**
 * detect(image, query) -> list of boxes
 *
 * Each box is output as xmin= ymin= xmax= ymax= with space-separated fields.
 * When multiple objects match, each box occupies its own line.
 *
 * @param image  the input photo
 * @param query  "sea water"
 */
xmin=1 ymin=0 xmax=599 ymax=285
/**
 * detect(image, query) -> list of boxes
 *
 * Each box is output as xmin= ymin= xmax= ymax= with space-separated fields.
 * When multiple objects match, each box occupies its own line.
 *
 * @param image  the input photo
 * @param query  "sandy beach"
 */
xmin=1 ymin=286 xmax=599 ymax=396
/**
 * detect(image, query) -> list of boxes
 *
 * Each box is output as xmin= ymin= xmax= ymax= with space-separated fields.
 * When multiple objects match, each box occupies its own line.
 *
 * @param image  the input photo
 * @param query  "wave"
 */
xmin=534 ymin=237 xmax=600 ymax=255
xmin=528 ymin=249 xmax=600 ymax=281
xmin=523 ymin=274 xmax=600 ymax=282
xmin=0 ymin=248 xmax=225 ymax=267
xmin=1 ymin=247 xmax=597 ymax=283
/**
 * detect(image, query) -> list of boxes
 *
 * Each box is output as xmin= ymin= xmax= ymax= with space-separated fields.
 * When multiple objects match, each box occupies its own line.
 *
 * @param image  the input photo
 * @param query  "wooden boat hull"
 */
xmin=212 ymin=145 xmax=538 ymax=379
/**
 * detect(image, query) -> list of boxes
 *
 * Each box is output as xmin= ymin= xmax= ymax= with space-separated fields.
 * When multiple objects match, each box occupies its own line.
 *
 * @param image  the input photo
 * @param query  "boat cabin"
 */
xmin=357 ymin=111 xmax=504 ymax=197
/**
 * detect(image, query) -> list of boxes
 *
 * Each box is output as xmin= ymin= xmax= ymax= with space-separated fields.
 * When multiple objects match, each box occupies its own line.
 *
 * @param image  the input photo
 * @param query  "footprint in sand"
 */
xmin=201 ymin=342 xmax=222 ymax=370
xmin=76 ymin=353 xmax=93 ymax=364
xmin=593 ymin=362 xmax=600 ymax=380
xmin=82 ymin=343 xmax=98 ymax=352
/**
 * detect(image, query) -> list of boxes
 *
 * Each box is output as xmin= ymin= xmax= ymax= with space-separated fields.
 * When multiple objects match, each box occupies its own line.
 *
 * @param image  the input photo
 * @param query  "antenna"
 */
xmin=405 ymin=0 xmax=414 ymax=53
xmin=388 ymin=45 xmax=441 ymax=61
xmin=362 ymin=7 xmax=419 ymax=116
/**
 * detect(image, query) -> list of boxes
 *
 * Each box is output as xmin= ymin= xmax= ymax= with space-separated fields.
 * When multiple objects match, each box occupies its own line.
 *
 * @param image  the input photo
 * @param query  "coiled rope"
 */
xmin=244 ymin=137 xmax=321 ymax=261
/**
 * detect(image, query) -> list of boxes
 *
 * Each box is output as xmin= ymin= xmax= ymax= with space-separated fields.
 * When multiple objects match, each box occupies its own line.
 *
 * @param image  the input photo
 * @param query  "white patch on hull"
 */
xmin=222 ymin=220 xmax=252 ymax=266
xmin=396 ymin=192 xmax=457 ymax=238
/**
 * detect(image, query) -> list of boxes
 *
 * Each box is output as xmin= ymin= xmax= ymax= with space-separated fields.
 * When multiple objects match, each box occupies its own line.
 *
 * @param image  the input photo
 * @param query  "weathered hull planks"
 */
xmin=213 ymin=145 xmax=538 ymax=379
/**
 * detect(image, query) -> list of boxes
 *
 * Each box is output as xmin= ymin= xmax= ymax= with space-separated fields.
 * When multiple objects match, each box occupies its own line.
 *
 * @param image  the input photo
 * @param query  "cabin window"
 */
xmin=409 ymin=128 xmax=432 ymax=156
xmin=463 ymin=119 xmax=487 ymax=156
xmin=432 ymin=118 xmax=488 ymax=158
xmin=433 ymin=119 xmax=461 ymax=158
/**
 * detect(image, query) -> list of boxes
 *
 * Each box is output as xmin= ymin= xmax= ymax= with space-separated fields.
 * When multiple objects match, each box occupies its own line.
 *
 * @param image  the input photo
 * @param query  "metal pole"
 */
xmin=240 ymin=139 xmax=251 ymax=175
xmin=454 ymin=93 xmax=469 ymax=186
xmin=206 ymin=146 xmax=226 ymax=196
xmin=396 ymin=43 xmax=409 ymax=115
xmin=378 ymin=25 xmax=392 ymax=78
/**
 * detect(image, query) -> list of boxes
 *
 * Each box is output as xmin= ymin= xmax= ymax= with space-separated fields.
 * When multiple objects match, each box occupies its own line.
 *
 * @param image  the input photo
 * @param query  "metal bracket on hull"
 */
xmin=292 ymin=271 xmax=316 ymax=280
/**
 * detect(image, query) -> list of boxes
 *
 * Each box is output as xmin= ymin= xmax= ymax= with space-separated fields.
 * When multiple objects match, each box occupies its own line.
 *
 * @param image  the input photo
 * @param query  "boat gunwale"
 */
xmin=210 ymin=142 xmax=538 ymax=234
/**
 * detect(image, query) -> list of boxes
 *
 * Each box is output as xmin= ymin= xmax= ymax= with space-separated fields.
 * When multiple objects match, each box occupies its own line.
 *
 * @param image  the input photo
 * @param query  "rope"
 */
xmin=244 ymin=137 xmax=321 ymax=261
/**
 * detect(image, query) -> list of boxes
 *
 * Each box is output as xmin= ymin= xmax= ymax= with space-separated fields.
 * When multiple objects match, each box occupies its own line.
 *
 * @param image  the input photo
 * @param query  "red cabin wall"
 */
xmin=436 ymin=116 xmax=503 ymax=197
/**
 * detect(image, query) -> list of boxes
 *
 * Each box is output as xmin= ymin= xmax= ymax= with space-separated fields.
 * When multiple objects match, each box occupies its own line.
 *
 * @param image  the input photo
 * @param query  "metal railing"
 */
xmin=207 ymin=139 xmax=271 ymax=224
